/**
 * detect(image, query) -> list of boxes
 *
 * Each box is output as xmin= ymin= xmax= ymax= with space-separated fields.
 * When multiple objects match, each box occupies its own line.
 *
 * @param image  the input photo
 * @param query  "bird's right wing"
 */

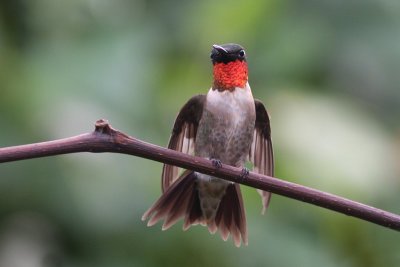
xmin=161 ymin=94 xmax=206 ymax=192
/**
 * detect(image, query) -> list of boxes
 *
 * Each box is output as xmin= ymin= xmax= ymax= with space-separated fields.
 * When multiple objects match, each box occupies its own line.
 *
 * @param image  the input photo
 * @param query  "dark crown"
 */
xmin=210 ymin=43 xmax=247 ymax=64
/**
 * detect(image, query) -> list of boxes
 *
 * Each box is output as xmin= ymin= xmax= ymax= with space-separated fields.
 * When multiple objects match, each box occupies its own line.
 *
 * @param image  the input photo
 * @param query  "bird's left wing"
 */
xmin=249 ymin=100 xmax=274 ymax=214
xmin=161 ymin=94 xmax=206 ymax=192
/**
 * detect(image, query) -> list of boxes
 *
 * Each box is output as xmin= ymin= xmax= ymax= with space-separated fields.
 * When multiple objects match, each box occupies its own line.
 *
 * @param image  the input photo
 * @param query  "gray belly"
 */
xmin=195 ymin=101 xmax=255 ymax=167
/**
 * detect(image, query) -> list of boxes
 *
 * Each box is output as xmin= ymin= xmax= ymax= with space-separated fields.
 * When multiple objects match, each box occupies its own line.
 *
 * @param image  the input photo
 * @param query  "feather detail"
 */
xmin=250 ymin=100 xmax=274 ymax=214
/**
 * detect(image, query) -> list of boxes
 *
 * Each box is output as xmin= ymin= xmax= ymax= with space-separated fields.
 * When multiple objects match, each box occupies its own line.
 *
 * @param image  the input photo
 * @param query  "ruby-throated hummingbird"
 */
xmin=142 ymin=43 xmax=274 ymax=247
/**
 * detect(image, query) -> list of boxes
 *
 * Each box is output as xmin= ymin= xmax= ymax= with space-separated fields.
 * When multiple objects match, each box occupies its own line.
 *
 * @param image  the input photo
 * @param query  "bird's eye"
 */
xmin=210 ymin=50 xmax=219 ymax=59
xmin=239 ymin=50 xmax=245 ymax=57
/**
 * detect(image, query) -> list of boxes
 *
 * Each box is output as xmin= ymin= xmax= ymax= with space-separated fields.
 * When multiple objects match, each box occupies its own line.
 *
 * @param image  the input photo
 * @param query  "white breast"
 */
xmin=206 ymin=82 xmax=254 ymax=117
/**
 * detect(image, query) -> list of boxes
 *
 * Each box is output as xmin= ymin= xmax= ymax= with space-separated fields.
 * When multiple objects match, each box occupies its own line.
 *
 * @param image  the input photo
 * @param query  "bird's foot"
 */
xmin=240 ymin=167 xmax=250 ymax=180
xmin=211 ymin=158 xmax=222 ymax=169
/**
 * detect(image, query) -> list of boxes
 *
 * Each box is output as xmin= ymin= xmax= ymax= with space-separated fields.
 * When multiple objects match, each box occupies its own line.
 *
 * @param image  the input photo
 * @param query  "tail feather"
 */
xmin=215 ymin=194 xmax=233 ymax=240
xmin=162 ymin=177 xmax=197 ymax=230
xmin=183 ymin=187 xmax=203 ymax=230
xmin=142 ymin=172 xmax=248 ymax=247
xmin=142 ymin=170 xmax=203 ymax=229
xmin=231 ymin=184 xmax=247 ymax=244
xmin=207 ymin=221 xmax=218 ymax=234
xmin=215 ymin=183 xmax=248 ymax=247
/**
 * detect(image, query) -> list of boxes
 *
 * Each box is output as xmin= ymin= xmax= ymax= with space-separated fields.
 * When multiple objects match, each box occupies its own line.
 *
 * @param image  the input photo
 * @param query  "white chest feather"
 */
xmin=206 ymin=82 xmax=255 ymax=118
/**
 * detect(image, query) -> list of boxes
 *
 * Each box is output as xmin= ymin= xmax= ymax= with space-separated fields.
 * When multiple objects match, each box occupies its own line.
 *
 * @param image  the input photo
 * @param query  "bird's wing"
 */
xmin=249 ymin=99 xmax=274 ymax=214
xmin=161 ymin=94 xmax=206 ymax=192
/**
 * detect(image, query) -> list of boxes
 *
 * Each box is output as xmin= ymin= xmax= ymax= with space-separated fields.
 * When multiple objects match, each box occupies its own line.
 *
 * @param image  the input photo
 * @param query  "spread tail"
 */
xmin=142 ymin=170 xmax=203 ymax=230
xmin=142 ymin=171 xmax=248 ymax=247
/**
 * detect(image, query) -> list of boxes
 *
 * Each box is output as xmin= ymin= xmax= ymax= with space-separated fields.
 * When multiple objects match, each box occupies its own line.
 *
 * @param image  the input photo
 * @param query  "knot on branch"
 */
xmin=94 ymin=119 xmax=131 ymax=140
xmin=95 ymin=119 xmax=113 ymax=135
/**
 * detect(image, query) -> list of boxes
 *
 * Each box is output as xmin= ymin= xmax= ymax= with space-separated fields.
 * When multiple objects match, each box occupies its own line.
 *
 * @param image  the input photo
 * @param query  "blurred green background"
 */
xmin=1 ymin=0 xmax=400 ymax=266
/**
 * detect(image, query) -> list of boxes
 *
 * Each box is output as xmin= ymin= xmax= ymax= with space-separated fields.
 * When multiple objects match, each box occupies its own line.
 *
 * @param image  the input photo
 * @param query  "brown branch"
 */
xmin=1 ymin=119 xmax=399 ymax=231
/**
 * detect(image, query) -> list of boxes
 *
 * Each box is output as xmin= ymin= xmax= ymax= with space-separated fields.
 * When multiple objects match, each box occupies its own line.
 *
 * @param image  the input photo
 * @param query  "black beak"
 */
xmin=212 ymin=44 xmax=228 ymax=54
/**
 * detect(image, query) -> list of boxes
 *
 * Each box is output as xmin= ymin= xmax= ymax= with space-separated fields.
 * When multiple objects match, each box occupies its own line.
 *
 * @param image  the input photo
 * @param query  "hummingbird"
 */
xmin=142 ymin=43 xmax=274 ymax=247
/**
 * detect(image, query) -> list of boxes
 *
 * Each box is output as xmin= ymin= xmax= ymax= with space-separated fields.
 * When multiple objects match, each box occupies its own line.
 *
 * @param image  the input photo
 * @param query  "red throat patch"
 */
xmin=213 ymin=60 xmax=248 ymax=91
